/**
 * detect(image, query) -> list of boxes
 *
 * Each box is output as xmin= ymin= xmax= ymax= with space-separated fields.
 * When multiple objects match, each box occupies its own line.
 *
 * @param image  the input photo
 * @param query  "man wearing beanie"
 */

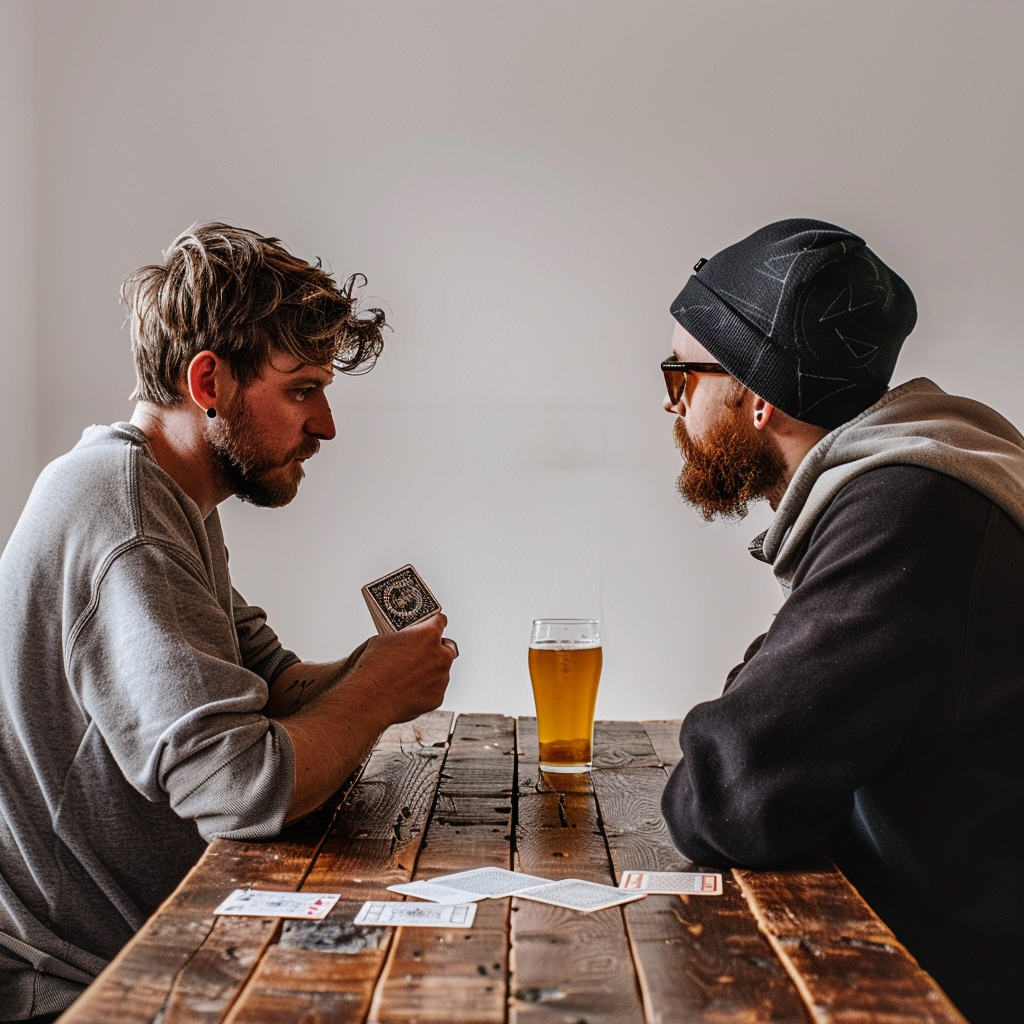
xmin=659 ymin=218 xmax=1024 ymax=1024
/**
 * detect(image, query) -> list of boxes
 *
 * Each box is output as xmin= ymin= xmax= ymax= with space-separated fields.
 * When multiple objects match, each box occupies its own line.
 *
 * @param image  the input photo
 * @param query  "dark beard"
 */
xmin=673 ymin=402 xmax=787 ymax=522
xmin=209 ymin=394 xmax=319 ymax=508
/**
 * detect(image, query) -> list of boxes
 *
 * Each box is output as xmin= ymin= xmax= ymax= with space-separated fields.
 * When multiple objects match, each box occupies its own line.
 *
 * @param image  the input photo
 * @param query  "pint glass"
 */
xmin=528 ymin=619 xmax=602 ymax=772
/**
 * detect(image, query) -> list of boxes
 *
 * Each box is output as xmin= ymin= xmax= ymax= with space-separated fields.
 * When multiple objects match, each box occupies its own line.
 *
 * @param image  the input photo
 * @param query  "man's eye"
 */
xmin=295 ymin=388 xmax=314 ymax=401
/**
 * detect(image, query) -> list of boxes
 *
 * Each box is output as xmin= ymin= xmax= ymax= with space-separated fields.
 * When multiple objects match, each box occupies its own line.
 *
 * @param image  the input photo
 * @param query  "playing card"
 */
xmin=387 ymin=881 xmax=486 ymax=904
xmin=618 ymin=870 xmax=723 ymax=895
xmin=353 ymin=901 xmax=477 ymax=928
xmin=214 ymin=889 xmax=341 ymax=919
xmin=512 ymin=878 xmax=645 ymax=913
xmin=427 ymin=867 xmax=552 ymax=898
xmin=361 ymin=564 xmax=441 ymax=634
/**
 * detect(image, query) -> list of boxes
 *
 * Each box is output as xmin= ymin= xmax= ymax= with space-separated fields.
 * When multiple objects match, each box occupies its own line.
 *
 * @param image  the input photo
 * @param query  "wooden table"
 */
xmin=60 ymin=713 xmax=965 ymax=1024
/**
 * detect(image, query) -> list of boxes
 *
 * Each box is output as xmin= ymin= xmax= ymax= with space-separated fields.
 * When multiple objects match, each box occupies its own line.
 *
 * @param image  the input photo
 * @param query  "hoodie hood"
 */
xmin=756 ymin=377 xmax=1024 ymax=590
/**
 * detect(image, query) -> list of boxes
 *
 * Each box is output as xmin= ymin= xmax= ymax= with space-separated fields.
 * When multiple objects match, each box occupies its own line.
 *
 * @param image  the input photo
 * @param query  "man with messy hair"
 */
xmin=0 ymin=223 xmax=457 ymax=1022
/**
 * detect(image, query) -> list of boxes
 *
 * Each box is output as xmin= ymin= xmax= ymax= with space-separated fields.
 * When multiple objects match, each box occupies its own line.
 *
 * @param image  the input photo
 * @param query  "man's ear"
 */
xmin=752 ymin=395 xmax=775 ymax=431
xmin=187 ymin=351 xmax=221 ymax=415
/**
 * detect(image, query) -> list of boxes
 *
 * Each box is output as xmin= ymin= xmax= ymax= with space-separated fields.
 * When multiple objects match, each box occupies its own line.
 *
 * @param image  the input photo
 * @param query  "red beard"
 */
xmin=673 ymin=398 xmax=786 ymax=521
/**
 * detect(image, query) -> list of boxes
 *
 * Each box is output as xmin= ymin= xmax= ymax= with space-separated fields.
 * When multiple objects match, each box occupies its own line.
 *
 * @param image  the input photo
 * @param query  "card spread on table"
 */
xmin=429 ymin=868 xmax=552 ymax=899
xmin=513 ymin=878 xmax=645 ymax=913
xmin=619 ymin=871 xmax=723 ymax=895
xmin=361 ymin=564 xmax=441 ymax=634
xmin=387 ymin=881 xmax=486 ymax=904
xmin=214 ymin=889 xmax=341 ymax=919
xmin=353 ymin=901 xmax=477 ymax=928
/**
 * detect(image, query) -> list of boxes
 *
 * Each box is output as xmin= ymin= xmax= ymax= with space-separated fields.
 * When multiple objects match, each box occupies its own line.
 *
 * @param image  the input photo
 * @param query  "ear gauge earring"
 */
xmin=207 ymin=408 xmax=217 ymax=419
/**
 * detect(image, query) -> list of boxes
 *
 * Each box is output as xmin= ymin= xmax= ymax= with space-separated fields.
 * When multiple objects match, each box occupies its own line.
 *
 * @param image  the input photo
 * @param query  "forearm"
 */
xmin=273 ymin=615 xmax=455 ymax=825
xmin=274 ymin=672 xmax=391 ymax=824
xmin=265 ymin=642 xmax=370 ymax=718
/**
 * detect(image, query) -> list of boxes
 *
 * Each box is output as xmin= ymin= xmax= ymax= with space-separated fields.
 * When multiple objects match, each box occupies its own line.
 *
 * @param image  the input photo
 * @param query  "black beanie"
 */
xmin=670 ymin=218 xmax=917 ymax=431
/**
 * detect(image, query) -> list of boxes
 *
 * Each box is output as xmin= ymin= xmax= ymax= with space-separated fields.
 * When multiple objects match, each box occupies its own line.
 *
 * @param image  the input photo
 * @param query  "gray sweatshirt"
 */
xmin=0 ymin=424 xmax=299 ymax=1019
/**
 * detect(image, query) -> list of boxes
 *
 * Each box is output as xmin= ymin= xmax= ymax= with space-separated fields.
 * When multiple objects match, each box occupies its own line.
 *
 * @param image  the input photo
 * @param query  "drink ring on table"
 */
xmin=442 ymin=638 xmax=459 ymax=658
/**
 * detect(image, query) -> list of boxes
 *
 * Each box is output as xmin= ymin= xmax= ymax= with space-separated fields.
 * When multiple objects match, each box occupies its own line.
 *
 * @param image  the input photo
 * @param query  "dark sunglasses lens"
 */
xmin=663 ymin=368 xmax=685 ymax=404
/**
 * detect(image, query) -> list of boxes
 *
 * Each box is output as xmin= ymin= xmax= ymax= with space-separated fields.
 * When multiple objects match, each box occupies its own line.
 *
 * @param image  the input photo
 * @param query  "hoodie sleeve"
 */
xmin=661 ymin=465 xmax=992 ymax=867
xmin=67 ymin=540 xmax=296 ymax=842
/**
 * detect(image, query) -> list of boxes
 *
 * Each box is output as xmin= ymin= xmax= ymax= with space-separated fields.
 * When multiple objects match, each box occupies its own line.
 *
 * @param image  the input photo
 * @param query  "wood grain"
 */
xmin=510 ymin=717 xmax=646 ymax=1024
xmin=64 ymin=714 xmax=453 ymax=1024
xmin=60 ymin=801 xmax=345 ymax=1024
xmin=640 ymin=720 xmax=683 ymax=770
xmin=590 ymin=761 xmax=690 ymax=875
xmin=592 ymin=718 xmax=809 ymax=1024
xmin=204 ymin=712 xmax=454 ymax=1024
xmin=60 ymin=713 xmax=964 ymax=1024
xmin=735 ymin=860 xmax=968 ymax=1024
xmin=592 ymin=720 xmax=662 ymax=769
xmin=369 ymin=714 xmax=516 ymax=1024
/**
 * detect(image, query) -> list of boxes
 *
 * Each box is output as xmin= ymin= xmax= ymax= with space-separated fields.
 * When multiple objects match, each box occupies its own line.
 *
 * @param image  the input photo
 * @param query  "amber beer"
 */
xmin=528 ymin=619 xmax=602 ymax=772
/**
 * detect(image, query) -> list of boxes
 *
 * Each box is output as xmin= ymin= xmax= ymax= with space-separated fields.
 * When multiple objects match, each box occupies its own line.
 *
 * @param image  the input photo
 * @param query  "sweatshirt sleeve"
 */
xmin=67 ymin=540 xmax=296 ymax=842
xmin=661 ymin=466 xmax=989 ymax=867
xmin=231 ymin=587 xmax=300 ymax=683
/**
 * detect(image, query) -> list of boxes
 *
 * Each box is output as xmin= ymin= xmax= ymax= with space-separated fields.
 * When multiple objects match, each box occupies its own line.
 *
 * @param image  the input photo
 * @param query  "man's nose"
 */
xmin=664 ymin=392 xmax=684 ymax=415
xmin=307 ymin=396 xmax=337 ymax=441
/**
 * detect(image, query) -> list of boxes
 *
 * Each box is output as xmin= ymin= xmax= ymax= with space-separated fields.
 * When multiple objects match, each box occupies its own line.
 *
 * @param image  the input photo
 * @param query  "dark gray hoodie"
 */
xmin=662 ymin=379 xmax=1024 ymax=1024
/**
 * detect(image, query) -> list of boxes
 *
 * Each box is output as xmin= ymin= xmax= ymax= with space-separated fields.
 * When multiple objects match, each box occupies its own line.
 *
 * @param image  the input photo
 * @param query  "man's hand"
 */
xmin=273 ymin=613 xmax=456 ymax=824
xmin=341 ymin=613 xmax=455 ymax=724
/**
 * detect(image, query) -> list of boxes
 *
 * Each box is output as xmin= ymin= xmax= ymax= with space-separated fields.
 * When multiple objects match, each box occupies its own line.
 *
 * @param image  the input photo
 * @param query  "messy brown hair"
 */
xmin=122 ymin=221 xmax=386 ymax=405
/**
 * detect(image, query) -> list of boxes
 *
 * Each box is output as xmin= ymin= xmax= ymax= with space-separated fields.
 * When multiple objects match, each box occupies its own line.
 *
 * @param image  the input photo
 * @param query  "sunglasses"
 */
xmin=661 ymin=358 xmax=731 ymax=405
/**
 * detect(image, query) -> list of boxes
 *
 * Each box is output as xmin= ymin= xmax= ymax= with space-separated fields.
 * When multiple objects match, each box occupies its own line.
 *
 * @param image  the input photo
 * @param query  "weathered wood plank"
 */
xmin=640 ymin=719 xmax=683 ymax=769
xmin=592 ymin=765 xmax=691 ymax=874
xmin=375 ymin=710 xmax=454 ymax=752
xmin=735 ymin=860 xmax=968 ymax=1024
xmin=64 ymin=713 xmax=453 ymax=1024
xmin=510 ymin=717 xmax=646 ymax=1024
xmin=592 ymin=719 xmax=809 ymax=1024
xmin=592 ymin=720 xmax=662 ymax=769
xmin=208 ymin=712 xmax=454 ymax=1024
xmin=369 ymin=714 xmax=515 ymax=1024
xmin=61 ymin=800 xmax=346 ymax=1024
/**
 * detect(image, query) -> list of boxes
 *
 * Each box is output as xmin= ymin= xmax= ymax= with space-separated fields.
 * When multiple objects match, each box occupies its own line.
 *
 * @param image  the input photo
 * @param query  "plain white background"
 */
xmin=2 ymin=1 xmax=1023 ymax=721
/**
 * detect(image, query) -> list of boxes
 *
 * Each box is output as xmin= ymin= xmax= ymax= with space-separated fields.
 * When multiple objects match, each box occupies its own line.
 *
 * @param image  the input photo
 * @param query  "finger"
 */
xmin=406 ymin=611 xmax=447 ymax=635
xmin=441 ymin=637 xmax=459 ymax=658
xmin=345 ymin=637 xmax=372 ymax=667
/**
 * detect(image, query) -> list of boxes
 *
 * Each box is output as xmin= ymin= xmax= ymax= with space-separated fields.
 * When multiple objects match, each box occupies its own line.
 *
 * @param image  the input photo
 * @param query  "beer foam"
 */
xmin=528 ymin=639 xmax=602 ymax=650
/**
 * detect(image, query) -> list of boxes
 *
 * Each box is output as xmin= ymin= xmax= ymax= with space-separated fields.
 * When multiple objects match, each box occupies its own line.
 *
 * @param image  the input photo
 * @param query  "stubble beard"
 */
xmin=208 ymin=391 xmax=319 ymax=508
xmin=673 ymin=397 xmax=787 ymax=522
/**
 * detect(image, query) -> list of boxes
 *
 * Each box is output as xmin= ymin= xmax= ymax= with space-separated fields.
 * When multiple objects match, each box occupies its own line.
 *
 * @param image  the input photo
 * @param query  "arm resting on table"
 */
xmin=274 ymin=613 xmax=456 ymax=824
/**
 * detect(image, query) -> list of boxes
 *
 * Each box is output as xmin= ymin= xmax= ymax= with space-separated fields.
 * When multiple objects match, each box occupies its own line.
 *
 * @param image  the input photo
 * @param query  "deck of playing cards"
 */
xmin=362 ymin=564 xmax=441 ymax=634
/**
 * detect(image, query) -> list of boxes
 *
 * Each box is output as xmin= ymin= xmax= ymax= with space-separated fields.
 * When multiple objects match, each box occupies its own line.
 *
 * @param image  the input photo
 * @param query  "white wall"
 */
xmin=0 ymin=0 xmax=37 ymax=540
xmin=10 ymin=1 xmax=1024 ymax=720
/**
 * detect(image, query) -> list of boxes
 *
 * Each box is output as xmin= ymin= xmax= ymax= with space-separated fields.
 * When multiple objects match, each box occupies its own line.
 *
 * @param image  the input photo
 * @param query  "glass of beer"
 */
xmin=528 ymin=619 xmax=602 ymax=772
